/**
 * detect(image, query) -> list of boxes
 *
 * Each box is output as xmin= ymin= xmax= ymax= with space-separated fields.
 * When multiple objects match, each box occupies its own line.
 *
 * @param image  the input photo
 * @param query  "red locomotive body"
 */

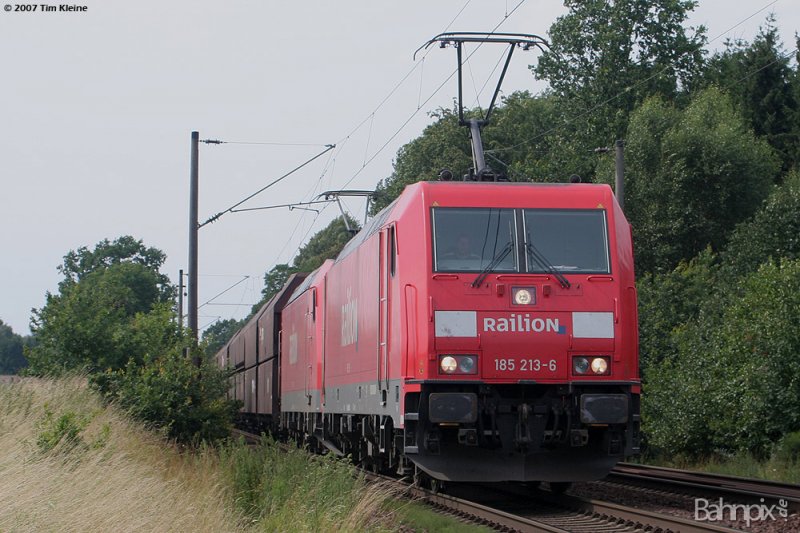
xmin=218 ymin=180 xmax=640 ymax=483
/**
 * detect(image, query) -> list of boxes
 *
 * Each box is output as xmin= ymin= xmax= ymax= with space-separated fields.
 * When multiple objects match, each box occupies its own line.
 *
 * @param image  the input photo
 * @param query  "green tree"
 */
xmin=720 ymin=171 xmax=800 ymax=278
xmin=292 ymin=215 xmax=359 ymax=272
xmin=0 ymin=320 xmax=27 ymax=374
xmin=58 ymin=235 xmax=172 ymax=298
xmin=602 ymin=89 xmax=779 ymax=273
xmin=372 ymin=96 xmax=590 ymax=214
xmin=636 ymin=249 xmax=717 ymax=376
xmin=645 ymin=260 xmax=800 ymax=458
xmin=97 ymin=347 xmax=238 ymax=443
xmin=245 ymin=215 xmax=359 ymax=327
xmin=701 ymin=17 xmax=798 ymax=171
xmin=261 ymin=263 xmax=299 ymax=304
xmin=534 ymin=0 xmax=706 ymax=143
xmin=27 ymin=238 xmax=178 ymax=375
xmin=372 ymin=107 xmax=471 ymax=213
xmin=202 ymin=318 xmax=242 ymax=357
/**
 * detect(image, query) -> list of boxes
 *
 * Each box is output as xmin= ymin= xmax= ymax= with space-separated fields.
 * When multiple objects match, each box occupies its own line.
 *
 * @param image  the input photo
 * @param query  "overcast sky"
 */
xmin=1 ymin=0 xmax=798 ymax=336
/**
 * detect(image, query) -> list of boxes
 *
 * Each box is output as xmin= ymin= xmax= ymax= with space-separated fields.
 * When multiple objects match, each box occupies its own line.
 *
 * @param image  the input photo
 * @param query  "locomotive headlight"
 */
xmin=440 ymin=356 xmax=458 ymax=373
xmin=458 ymin=355 xmax=476 ymax=374
xmin=439 ymin=354 xmax=478 ymax=375
xmin=573 ymin=357 xmax=590 ymax=375
xmin=512 ymin=287 xmax=535 ymax=305
xmin=590 ymin=357 xmax=608 ymax=375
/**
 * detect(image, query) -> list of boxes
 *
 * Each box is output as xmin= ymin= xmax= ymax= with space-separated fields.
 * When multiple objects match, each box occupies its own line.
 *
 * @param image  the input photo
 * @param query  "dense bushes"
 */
xmin=94 ymin=349 xmax=238 ymax=444
xmin=645 ymin=260 xmax=800 ymax=458
xmin=26 ymin=237 xmax=237 ymax=445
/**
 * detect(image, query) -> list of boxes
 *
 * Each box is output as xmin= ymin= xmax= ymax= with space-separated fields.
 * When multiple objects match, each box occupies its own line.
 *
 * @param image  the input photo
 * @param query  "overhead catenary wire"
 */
xmin=230 ymin=200 xmax=332 ymax=214
xmin=201 ymin=140 xmax=330 ymax=147
xmin=199 ymin=144 xmax=335 ymax=228
xmin=269 ymin=147 xmax=338 ymax=265
xmin=198 ymin=275 xmax=250 ymax=310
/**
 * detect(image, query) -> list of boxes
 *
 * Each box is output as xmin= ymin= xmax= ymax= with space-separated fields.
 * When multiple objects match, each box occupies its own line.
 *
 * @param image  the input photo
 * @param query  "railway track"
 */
xmin=609 ymin=463 xmax=800 ymax=511
xmin=404 ymin=478 xmax=742 ymax=532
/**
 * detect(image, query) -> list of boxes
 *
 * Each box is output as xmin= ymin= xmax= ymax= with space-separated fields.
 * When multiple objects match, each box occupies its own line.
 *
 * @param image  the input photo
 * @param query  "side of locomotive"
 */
xmin=218 ymin=180 xmax=640 ymax=484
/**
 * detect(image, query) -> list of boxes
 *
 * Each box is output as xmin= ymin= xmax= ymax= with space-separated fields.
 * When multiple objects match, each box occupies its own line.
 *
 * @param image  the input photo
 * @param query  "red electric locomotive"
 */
xmin=217 ymin=32 xmax=640 ymax=486
xmin=280 ymin=181 xmax=639 ymax=484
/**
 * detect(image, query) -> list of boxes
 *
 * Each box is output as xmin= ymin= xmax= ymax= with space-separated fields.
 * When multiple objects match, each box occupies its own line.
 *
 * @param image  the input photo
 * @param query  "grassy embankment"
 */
xmin=0 ymin=377 xmax=487 ymax=532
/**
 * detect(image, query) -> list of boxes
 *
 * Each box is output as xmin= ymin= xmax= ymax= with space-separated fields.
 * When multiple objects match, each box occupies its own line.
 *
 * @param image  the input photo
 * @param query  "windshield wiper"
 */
xmin=471 ymin=241 xmax=513 ymax=288
xmin=525 ymin=240 xmax=571 ymax=289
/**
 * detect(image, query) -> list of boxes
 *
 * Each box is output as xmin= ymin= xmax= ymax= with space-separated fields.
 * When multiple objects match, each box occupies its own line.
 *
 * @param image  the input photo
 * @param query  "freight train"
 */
xmin=216 ymin=179 xmax=641 ymax=486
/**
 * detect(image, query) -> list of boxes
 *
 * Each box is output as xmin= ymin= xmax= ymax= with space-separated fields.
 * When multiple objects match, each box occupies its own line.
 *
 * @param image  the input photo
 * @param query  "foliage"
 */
xmin=774 ymin=431 xmax=800 ymax=464
xmin=701 ymin=16 xmax=799 ymax=171
xmin=247 ymin=215 xmax=359 ymax=321
xmin=294 ymin=215 xmax=360 ymax=273
xmin=95 ymin=348 xmax=238 ymax=444
xmin=719 ymin=171 xmax=800 ymax=278
xmin=57 ymin=235 xmax=172 ymax=299
xmin=201 ymin=318 xmax=242 ymax=357
xmin=26 ymin=236 xmax=236 ymax=447
xmin=259 ymin=262 xmax=299 ymax=306
xmin=601 ymin=89 xmax=779 ymax=273
xmin=639 ymin=173 xmax=800 ymax=460
xmin=27 ymin=238 xmax=178 ymax=375
xmin=0 ymin=319 xmax=27 ymax=374
xmin=534 ymin=0 xmax=706 ymax=142
xmin=636 ymin=248 xmax=717 ymax=376
xmin=35 ymin=404 xmax=109 ymax=454
xmin=644 ymin=260 xmax=800 ymax=458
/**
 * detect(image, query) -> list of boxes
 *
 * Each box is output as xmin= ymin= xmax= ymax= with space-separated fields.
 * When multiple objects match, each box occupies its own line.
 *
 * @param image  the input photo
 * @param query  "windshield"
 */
xmin=432 ymin=208 xmax=517 ymax=272
xmin=524 ymin=209 xmax=610 ymax=273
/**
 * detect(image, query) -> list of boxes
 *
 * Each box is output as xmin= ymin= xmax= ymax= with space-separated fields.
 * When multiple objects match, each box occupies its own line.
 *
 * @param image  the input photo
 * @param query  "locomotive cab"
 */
xmin=400 ymin=181 xmax=641 ymax=482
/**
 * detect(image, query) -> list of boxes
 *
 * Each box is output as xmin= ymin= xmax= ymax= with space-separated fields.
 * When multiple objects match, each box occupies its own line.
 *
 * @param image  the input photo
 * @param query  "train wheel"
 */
xmin=549 ymin=481 xmax=571 ymax=494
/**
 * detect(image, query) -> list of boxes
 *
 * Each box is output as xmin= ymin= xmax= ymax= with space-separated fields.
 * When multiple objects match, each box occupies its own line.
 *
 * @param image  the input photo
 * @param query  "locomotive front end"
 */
xmin=403 ymin=182 xmax=641 ymax=483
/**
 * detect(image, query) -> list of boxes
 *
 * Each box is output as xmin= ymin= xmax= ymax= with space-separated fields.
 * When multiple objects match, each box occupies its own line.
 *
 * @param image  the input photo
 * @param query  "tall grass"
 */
xmin=0 ymin=377 xmax=478 ymax=532
xmin=0 ymin=376 xmax=241 ymax=532
xmin=218 ymin=437 xmax=397 ymax=531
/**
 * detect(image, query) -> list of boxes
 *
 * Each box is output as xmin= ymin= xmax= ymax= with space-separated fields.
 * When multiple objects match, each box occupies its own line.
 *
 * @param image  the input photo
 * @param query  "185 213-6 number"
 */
xmin=494 ymin=358 xmax=557 ymax=372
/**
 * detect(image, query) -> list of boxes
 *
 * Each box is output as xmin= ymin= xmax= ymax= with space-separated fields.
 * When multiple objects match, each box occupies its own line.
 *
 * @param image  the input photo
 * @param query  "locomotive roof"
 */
xmin=337 ymin=180 xmax=617 ymax=262
xmin=414 ymin=180 xmax=617 ymax=205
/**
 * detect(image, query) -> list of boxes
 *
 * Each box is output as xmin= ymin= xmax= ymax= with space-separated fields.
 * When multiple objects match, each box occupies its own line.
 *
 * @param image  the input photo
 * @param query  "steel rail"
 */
xmin=611 ymin=462 xmax=800 ymax=510
xmin=363 ymin=471 xmax=569 ymax=533
xmin=532 ymin=491 xmax=742 ymax=533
